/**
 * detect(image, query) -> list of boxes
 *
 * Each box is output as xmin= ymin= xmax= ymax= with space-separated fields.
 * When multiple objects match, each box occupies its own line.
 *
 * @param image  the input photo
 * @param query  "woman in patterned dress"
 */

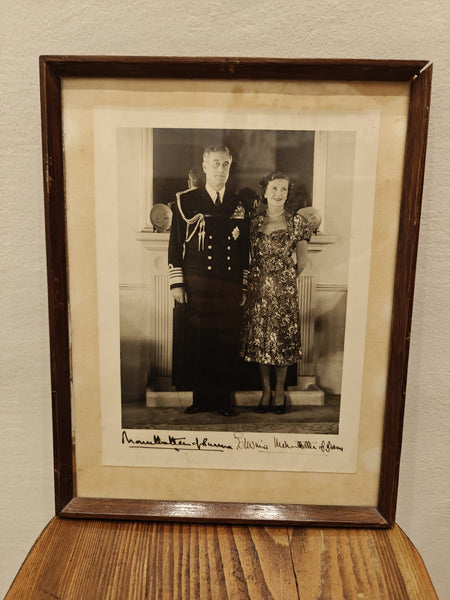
xmin=241 ymin=172 xmax=313 ymax=413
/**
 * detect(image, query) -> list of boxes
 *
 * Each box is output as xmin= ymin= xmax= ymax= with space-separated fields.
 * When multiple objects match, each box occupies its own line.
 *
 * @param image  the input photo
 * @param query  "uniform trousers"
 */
xmin=172 ymin=273 xmax=242 ymax=410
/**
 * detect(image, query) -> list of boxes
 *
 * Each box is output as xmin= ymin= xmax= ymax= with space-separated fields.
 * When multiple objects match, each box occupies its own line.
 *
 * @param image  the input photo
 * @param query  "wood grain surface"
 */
xmin=59 ymin=497 xmax=388 ymax=528
xmin=6 ymin=517 xmax=437 ymax=599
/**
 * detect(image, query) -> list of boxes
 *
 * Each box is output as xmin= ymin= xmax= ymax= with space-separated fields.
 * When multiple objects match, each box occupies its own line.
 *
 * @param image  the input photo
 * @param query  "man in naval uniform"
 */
xmin=168 ymin=144 xmax=249 ymax=416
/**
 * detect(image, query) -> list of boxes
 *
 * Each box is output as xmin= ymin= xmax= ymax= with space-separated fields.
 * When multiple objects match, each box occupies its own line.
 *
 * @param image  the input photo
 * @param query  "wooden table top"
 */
xmin=6 ymin=517 xmax=437 ymax=599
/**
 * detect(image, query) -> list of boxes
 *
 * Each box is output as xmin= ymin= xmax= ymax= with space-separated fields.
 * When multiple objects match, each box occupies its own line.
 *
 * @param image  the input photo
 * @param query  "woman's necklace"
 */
xmin=261 ymin=208 xmax=286 ymax=235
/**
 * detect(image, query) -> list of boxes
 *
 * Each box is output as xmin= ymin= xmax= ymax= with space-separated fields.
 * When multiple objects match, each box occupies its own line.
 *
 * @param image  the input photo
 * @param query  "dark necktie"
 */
xmin=215 ymin=191 xmax=221 ymax=205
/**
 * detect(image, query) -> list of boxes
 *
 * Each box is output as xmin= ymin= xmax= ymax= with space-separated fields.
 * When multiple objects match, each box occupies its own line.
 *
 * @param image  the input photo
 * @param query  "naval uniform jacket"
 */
xmin=168 ymin=186 xmax=250 ymax=394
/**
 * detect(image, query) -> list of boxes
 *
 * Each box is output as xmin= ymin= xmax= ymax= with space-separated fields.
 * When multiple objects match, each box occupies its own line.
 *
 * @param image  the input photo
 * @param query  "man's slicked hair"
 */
xmin=202 ymin=144 xmax=232 ymax=163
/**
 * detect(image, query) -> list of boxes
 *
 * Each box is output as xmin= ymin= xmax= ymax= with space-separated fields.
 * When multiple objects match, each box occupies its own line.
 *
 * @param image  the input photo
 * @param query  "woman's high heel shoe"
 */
xmin=272 ymin=394 xmax=287 ymax=414
xmin=256 ymin=392 xmax=272 ymax=413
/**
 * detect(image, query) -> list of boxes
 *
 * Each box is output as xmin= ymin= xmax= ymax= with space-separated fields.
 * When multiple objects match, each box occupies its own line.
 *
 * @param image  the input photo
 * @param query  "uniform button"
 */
xmin=227 ymin=236 xmax=231 ymax=240
xmin=208 ymin=256 xmax=212 ymax=260
xmin=227 ymin=256 xmax=230 ymax=260
xmin=227 ymin=246 xmax=231 ymax=250
xmin=208 ymin=245 xmax=212 ymax=249
xmin=207 ymin=266 xmax=212 ymax=271
xmin=209 ymin=235 xmax=213 ymax=240
xmin=227 ymin=266 xmax=231 ymax=271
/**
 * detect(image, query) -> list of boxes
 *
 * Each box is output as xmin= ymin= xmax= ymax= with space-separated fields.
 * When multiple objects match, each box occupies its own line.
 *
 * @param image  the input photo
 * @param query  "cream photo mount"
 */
xmin=40 ymin=56 xmax=432 ymax=527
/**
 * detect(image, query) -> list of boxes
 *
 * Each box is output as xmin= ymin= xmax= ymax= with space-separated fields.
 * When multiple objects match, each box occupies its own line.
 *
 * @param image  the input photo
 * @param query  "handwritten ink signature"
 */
xmin=274 ymin=437 xmax=343 ymax=453
xmin=122 ymin=430 xmax=232 ymax=452
xmin=234 ymin=433 xmax=269 ymax=451
xmin=234 ymin=434 xmax=343 ymax=454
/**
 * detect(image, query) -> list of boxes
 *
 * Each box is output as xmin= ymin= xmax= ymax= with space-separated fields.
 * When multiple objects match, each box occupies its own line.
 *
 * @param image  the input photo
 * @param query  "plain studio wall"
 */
xmin=1 ymin=1 xmax=449 ymax=597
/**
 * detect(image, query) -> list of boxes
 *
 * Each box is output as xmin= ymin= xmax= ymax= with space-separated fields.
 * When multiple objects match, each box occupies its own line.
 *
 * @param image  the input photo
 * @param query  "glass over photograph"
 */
xmin=40 ymin=57 xmax=432 ymax=523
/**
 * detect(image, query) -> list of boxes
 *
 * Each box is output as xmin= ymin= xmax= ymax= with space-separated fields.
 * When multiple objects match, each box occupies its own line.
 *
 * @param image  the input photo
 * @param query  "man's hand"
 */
xmin=171 ymin=287 xmax=188 ymax=304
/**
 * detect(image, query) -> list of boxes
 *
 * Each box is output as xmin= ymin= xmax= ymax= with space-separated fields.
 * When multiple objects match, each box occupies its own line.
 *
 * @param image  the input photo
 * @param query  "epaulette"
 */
xmin=176 ymin=188 xmax=190 ymax=199
xmin=176 ymin=189 xmax=206 ymax=251
xmin=175 ymin=188 xmax=195 ymax=222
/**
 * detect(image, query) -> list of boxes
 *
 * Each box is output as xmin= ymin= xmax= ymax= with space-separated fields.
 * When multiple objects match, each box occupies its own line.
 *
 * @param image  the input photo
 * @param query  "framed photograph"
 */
xmin=40 ymin=56 xmax=432 ymax=526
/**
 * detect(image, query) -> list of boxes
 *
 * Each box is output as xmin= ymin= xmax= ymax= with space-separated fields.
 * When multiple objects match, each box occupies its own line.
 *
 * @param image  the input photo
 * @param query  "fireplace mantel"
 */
xmin=136 ymin=231 xmax=336 ymax=251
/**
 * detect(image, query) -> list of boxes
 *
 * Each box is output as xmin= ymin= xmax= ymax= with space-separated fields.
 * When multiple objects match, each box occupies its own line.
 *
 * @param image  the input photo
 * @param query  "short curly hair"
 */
xmin=258 ymin=171 xmax=293 ymax=203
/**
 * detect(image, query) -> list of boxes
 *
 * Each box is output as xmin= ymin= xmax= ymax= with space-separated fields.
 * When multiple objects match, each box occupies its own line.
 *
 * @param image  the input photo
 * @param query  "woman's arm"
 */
xmin=296 ymin=239 xmax=308 ymax=275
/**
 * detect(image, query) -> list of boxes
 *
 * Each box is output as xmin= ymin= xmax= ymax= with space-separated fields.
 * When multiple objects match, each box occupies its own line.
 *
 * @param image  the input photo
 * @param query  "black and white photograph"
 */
xmin=118 ymin=127 xmax=348 ymax=438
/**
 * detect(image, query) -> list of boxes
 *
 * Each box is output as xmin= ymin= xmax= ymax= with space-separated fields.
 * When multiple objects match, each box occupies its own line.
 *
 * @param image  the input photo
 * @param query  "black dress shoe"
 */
xmin=184 ymin=404 xmax=203 ymax=414
xmin=218 ymin=407 xmax=234 ymax=417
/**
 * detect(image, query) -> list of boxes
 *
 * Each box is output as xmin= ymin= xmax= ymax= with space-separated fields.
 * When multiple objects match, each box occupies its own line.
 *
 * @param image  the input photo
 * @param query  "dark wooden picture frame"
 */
xmin=40 ymin=56 xmax=432 ymax=527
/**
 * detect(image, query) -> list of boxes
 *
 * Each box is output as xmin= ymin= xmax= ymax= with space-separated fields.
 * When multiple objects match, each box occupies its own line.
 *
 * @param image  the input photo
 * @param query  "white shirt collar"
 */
xmin=205 ymin=183 xmax=225 ymax=203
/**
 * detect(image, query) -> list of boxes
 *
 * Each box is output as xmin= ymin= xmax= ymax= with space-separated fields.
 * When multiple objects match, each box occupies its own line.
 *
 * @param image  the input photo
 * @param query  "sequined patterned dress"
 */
xmin=241 ymin=211 xmax=312 ymax=366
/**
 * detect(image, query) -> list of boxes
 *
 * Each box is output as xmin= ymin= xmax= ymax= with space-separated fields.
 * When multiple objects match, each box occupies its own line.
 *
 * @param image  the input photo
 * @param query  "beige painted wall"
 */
xmin=1 ymin=1 xmax=449 ymax=597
